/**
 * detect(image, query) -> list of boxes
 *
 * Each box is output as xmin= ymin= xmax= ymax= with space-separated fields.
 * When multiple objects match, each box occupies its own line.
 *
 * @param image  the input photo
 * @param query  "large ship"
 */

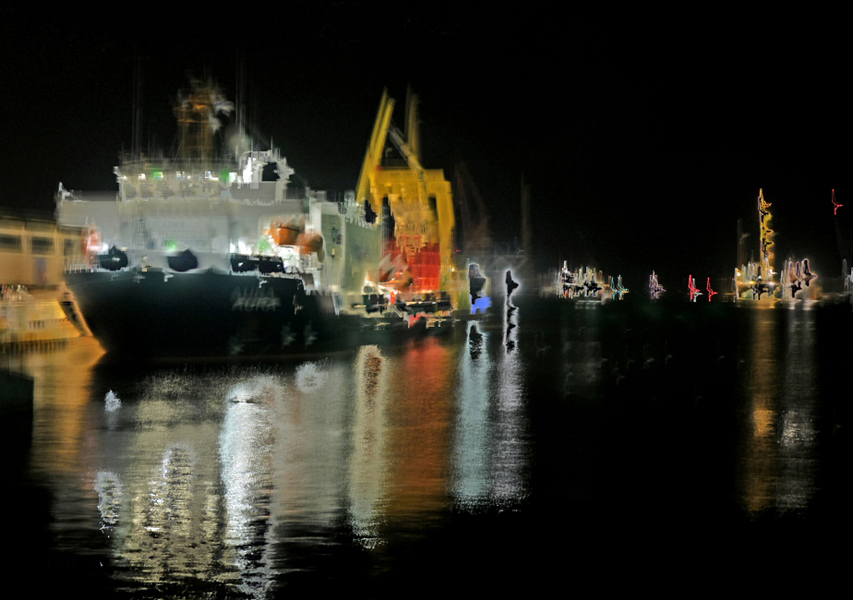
xmin=56 ymin=80 xmax=458 ymax=358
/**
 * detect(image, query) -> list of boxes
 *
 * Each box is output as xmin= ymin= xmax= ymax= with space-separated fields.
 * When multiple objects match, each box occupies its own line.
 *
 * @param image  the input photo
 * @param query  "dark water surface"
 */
xmin=5 ymin=296 xmax=849 ymax=597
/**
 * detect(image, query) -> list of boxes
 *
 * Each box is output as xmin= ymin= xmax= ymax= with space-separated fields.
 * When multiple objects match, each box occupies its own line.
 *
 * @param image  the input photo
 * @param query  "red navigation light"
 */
xmin=706 ymin=277 xmax=718 ymax=302
xmin=832 ymin=189 xmax=842 ymax=215
xmin=688 ymin=274 xmax=700 ymax=301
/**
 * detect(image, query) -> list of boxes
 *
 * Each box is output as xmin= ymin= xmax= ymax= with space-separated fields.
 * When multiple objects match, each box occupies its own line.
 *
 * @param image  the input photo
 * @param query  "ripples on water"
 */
xmin=4 ymin=297 xmax=848 ymax=596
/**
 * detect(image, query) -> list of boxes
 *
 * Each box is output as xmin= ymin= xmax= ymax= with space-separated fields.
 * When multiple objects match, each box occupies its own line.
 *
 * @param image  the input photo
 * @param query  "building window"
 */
xmin=0 ymin=234 xmax=22 ymax=252
xmin=64 ymin=238 xmax=78 ymax=256
xmin=31 ymin=237 xmax=54 ymax=255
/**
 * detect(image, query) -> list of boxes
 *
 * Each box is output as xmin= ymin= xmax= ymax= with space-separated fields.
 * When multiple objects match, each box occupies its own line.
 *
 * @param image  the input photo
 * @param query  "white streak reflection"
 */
xmin=776 ymin=305 xmax=819 ymax=511
xmin=452 ymin=324 xmax=492 ymax=507
xmin=492 ymin=337 xmax=529 ymax=506
xmin=348 ymin=345 xmax=389 ymax=548
xmin=119 ymin=443 xmax=205 ymax=582
xmin=452 ymin=313 xmax=530 ymax=511
xmin=219 ymin=376 xmax=279 ymax=598
xmin=97 ymin=372 xmax=226 ymax=590
xmin=94 ymin=471 xmax=122 ymax=532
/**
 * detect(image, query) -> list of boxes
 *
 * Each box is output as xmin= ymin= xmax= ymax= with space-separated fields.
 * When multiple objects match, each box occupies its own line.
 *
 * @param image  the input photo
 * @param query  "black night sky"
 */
xmin=2 ymin=7 xmax=847 ymax=293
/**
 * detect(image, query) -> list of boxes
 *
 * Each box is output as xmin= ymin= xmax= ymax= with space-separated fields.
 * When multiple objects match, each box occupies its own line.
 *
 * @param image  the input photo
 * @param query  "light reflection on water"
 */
xmin=8 ymin=299 xmax=843 ymax=595
xmin=220 ymin=378 xmax=278 ymax=596
xmin=741 ymin=302 xmax=822 ymax=516
xmin=453 ymin=319 xmax=529 ymax=511
xmin=349 ymin=346 xmax=388 ymax=547
xmin=742 ymin=303 xmax=781 ymax=513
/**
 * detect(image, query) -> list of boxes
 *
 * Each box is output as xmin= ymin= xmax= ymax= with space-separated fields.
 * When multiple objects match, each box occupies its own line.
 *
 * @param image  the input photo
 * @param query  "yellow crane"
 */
xmin=355 ymin=89 xmax=455 ymax=293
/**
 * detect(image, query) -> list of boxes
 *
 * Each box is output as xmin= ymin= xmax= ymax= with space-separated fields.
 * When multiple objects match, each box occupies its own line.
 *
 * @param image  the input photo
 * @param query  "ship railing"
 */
xmin=390 ymin=304 xmax=409 ymax=319
xmin=1 ymin=285 xmax=33 ymax=303
xmin=65 ymin=256 xmax=95 ymax=273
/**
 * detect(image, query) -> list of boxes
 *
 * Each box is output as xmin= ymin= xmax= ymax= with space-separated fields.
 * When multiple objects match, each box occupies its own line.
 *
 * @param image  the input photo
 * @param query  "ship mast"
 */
xmin=758 ymin=188 xmax=775 ymax=283
xmin=132 ymin=57 xmax=143 ymax=158
xmin=173 ymin=78 xmax=234 ymax=165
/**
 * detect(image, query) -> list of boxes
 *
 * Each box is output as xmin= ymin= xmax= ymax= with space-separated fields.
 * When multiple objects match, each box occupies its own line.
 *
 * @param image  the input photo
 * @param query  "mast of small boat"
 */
xmin=758 ymin=188 xmax=776 ymax=287
xmin=131 ymin=58 xmax=143 ymax=159
xmin=520 ymin=173 xmax=532 ymax=268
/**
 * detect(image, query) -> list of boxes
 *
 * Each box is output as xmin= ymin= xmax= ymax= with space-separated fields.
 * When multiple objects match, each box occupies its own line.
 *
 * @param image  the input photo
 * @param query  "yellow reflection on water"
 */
xmin=776 ymin=302 xmax=818 ymax=511
xmin=386 ymin=338 xmax=458 ymax=515
xmin=740 ymin=302 xmax=819 ymax=515
xmin=752 ymin=407 xmax=775 ymax=438
xmin=14 ymin=337 xmax=104 ymax=476
xmin=742 ymin=304 xmax=780 ymax=514
xmin=347 ymin=337 xmax=465 ymax=546
xmin=348 ymin=345 xmax=390 ymax=546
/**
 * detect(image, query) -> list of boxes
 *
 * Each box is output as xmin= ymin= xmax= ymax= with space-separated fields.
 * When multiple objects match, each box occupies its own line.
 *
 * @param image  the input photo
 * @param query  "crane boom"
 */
xmin=355 ymin=89 xmax=395 ymax=206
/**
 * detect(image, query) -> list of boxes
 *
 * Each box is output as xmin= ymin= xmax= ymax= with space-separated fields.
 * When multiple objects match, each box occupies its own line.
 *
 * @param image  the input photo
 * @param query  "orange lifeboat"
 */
xmin=297 ymin=232 xmax=323 ymax=256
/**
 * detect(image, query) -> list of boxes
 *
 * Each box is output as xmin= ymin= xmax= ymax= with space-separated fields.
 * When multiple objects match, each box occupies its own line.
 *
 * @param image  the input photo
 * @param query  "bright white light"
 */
xmin=295 ymin=362 xmax=328 ymax=393
xmin=105 ymin=390 xmax=121 ymax=412
xmin=243 ymin=157 xmax=253 ymax=183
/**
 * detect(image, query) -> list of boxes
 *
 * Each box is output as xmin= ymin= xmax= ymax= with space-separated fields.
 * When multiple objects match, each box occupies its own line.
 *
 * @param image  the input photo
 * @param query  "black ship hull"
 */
xmin=65 ymin=269 xmax=444 ymax=359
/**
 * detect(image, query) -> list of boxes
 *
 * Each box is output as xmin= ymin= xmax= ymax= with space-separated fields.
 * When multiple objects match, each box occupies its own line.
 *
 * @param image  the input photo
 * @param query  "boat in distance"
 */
xmin=56 ymin=79 xmax=462 ymax=358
